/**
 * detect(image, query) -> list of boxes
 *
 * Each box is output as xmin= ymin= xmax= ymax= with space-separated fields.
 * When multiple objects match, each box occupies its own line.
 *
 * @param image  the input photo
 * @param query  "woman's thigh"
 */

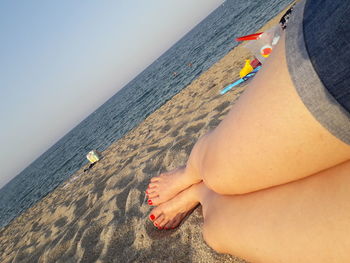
xmin=202 ymin=160 xmax=350 ymax=263
xmin=201 ymin=33 xmax=350 ymax=195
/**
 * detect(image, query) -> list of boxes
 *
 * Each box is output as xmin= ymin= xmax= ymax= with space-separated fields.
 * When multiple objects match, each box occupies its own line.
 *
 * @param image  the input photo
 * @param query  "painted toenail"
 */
xmin=149 ymin=214 xmax=155 ymax=221
xmin=148 ymin=200 xmax=153 ymax=205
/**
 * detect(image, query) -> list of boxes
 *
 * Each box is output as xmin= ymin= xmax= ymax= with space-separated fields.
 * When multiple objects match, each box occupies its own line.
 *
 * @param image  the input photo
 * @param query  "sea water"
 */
xmin=0 ymin=0 xmax=293 ymax=228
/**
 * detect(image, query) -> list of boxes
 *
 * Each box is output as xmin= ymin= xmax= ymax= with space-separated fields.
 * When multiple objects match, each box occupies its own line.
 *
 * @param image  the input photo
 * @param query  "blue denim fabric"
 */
xmin=304 ymin=0 xmax=350 ymax=112
xmin=286 ymin=0 xmax=350 ymax=144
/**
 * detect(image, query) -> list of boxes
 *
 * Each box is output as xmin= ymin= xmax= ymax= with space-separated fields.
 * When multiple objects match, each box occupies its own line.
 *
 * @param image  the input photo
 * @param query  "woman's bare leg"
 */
xmin=202 ymin=160 xmax=350 ymax=262
xmin=147 ymin=33 xmax=350 ymax=204
xmin=199 ymin=33 xmax=350 ymax=194
xmin=146 ymin=166 xmax=201 ymax=206
xmin=149 ymin=160 xmax=350 ymax=262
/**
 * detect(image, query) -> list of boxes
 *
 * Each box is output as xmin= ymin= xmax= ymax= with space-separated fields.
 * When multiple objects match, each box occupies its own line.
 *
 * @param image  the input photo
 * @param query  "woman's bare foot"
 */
xmin=148 ymin=183 xmax=203 ymax=229
xmin=146 ymin=166 xmax=201 ymax=206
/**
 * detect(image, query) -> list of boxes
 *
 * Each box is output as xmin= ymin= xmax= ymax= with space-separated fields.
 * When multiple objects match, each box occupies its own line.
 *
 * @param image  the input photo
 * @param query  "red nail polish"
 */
xmin=145 ymin=190 xmax=149 ymax=194
xmin=155 ymin=223 xmax=158 ymax=227
xmin=149 ymin=214 xmax=155 ymax=221
xmin=148 ymin=200 xmax=153 ymax=205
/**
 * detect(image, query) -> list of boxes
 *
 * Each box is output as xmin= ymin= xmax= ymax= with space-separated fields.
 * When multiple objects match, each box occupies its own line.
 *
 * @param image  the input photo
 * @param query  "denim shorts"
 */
xmin=285 ymin=0 xmax=350 ymax=145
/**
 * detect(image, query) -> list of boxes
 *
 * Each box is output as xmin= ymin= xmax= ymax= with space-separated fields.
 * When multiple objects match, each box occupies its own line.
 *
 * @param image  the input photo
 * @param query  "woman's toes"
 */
xmin=150 ymin=177 xmax=161 ymax=183
xmin=154 ymin=214 xmax=165 ymax=228
xmin=163 ymin=222 xmax=171 ymax=230
xmin=145 ymin=187 xmax=155 ymax=194
xmin=147 ymin=182 xmax=158 ymax=189
xmin=149 ymin=196 xmax=161 ymax=206
xmin=163 ymin=217 xmax=179 ymax=230
xmin=146 ymin=190 xmax=158 ymax=199
xmin=157 ymin=218 xmax=170 ymax=229
xmin=149 ymin=213 xmax=156 ymax=221
xmin=149 ymin=207 xmax=162 ymax=220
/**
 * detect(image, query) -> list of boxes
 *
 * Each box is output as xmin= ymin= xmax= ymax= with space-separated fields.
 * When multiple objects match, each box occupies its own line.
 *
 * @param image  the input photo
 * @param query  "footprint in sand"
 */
xmin=185 ymin=122 xmax=205 ymax=135
xmin=214 ymin=101 xmax=231 ymax=112
xmin=54 ymin=216 xmax=68 ymax=228
xmin=193 ymin=113 xmax=209 ymax=122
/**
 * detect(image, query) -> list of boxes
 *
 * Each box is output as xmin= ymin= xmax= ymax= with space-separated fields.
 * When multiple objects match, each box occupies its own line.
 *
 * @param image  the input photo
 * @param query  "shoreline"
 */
xmin=0 ymin=6 xmax=293 ymax=263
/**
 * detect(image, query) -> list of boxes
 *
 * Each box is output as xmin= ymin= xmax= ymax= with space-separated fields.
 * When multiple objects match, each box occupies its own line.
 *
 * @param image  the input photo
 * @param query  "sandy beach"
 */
xmin=0 ymin=8 xmax=290 ymax=263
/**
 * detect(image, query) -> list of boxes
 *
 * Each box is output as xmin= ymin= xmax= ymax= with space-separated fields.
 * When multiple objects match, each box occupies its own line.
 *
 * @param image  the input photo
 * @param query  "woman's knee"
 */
xmin=202 ymin=171 xmax=251 ymax=195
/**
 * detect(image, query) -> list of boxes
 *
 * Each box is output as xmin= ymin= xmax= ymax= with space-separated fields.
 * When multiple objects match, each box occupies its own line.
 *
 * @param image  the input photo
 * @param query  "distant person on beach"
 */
xmin=147 ymin=0 xmax=350 ymax=262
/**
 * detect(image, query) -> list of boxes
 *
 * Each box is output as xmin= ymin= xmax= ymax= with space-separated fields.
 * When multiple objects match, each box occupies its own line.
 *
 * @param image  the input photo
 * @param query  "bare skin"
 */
xmin=150 ymin=161 xmax=350 ymax=262
xmin=149 ymin=182 xmax=201 ymax=229
xmin=146 ymin=166 xmax=200 ymax=206
xmin=147 ymin=33 xmax=350 ymax=204
xmin=146 ymin=32 xmax=350 ymax=262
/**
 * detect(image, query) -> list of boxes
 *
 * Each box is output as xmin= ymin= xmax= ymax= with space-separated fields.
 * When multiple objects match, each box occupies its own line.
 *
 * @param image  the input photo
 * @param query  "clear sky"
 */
xmin=0 ymin=0 xmax=222 ymax=188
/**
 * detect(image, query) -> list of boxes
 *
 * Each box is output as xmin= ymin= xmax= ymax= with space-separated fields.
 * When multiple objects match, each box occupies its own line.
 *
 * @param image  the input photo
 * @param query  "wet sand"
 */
xmin=0 ymin=9 xmax=291 ymax=263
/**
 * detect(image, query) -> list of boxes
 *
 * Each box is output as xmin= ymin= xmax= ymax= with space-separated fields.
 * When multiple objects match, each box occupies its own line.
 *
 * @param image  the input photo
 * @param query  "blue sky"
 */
xmin=0 ymin=0 xmax=222 ymax=187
